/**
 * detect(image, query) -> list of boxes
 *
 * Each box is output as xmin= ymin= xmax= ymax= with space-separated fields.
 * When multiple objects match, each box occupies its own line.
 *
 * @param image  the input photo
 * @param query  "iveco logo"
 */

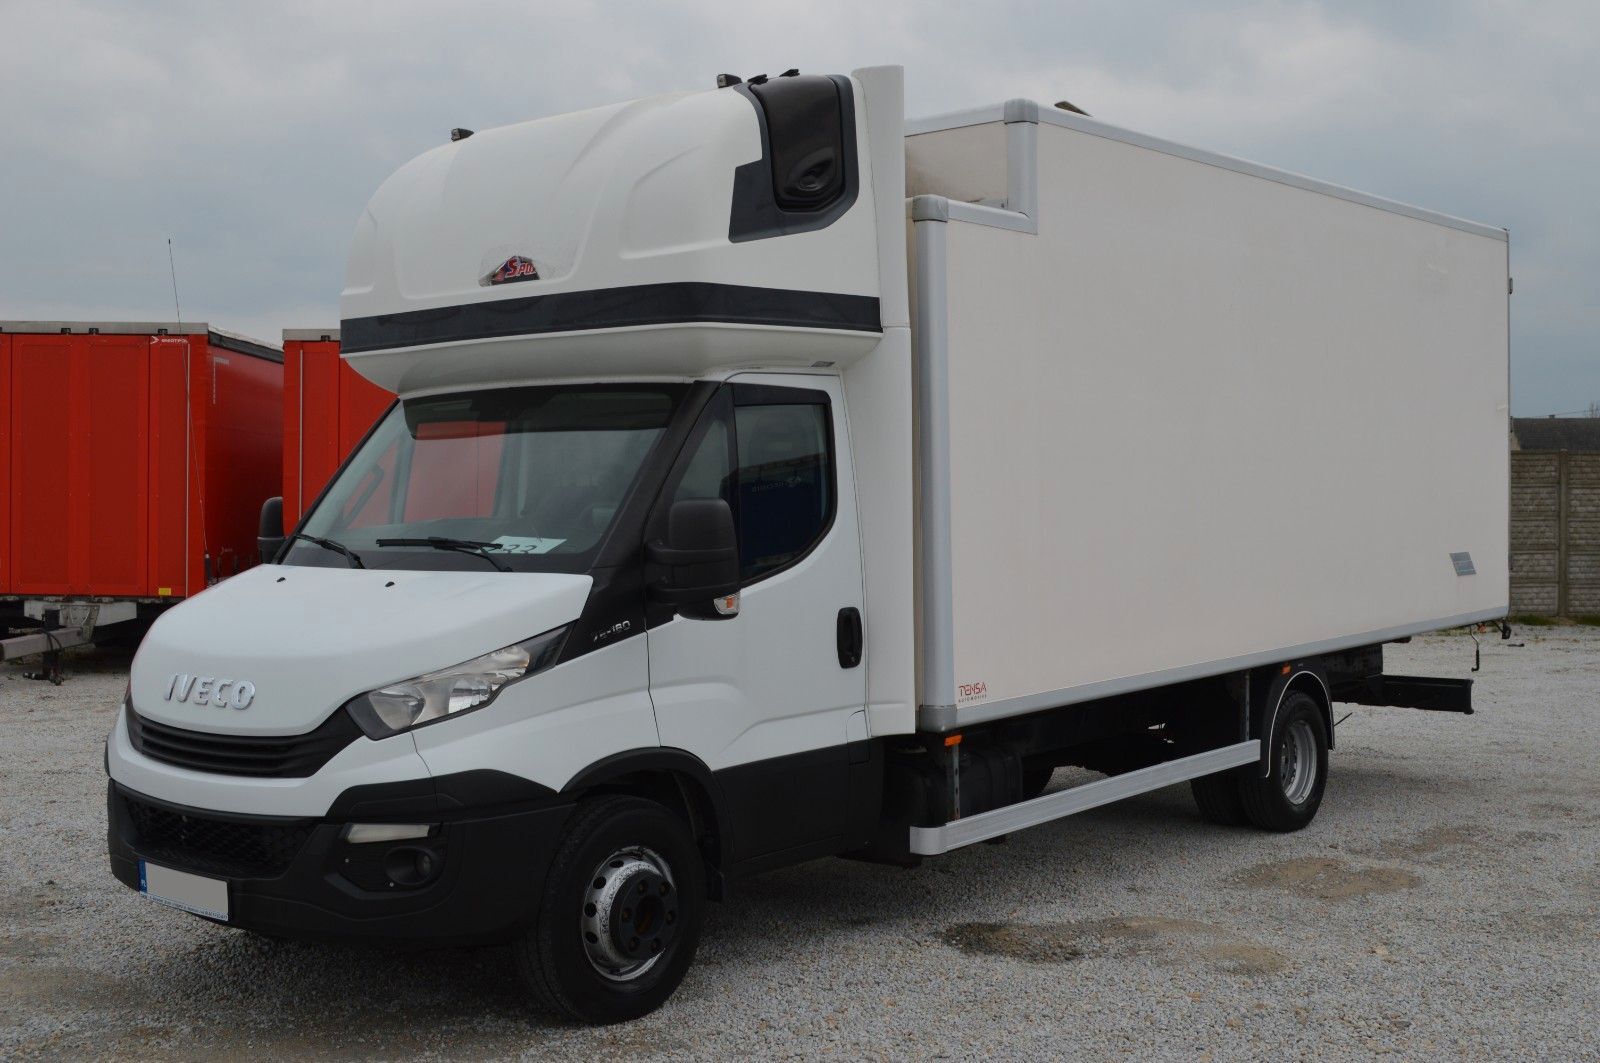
xmin=166 ymin=674 xmax=256 ymax=710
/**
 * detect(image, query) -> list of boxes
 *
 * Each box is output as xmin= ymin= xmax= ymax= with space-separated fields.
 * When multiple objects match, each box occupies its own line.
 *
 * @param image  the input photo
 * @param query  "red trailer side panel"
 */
xmin=8 ymin=333 xmax=152 ymax=596
xmin=202 ymin=336 xmax=283 ymax=580
xmin=0 ymin=336 xmax=11 ymax=596
xmin=82 ymin=335 xmax=151 ymax=596
xmin=11 ymin=335 xmax=78 ymax=595
xmin=282 ymin=333 xmax=391 ymax=527
xmin=1 ymin=324 xmax=282 ymax=601
xmin=147 ymin=336 xmax=192 ymax=599
xmin=282 ymin=342 xmax=305 ymax=528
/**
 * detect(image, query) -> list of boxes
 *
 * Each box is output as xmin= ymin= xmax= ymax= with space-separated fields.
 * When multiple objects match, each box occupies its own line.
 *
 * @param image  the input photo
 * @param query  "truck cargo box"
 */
xmin=0 ymin=322 xmax=283 ymax=602
xmin=905 ymin=102 xmax=1510 ymax=730
xmin=281 ymin=329 xmax=392 ymax=528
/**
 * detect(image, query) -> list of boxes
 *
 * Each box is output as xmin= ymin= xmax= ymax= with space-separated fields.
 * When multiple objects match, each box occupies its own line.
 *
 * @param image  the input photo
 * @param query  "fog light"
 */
xmin=383 ymin=845 xmax=441 ymax=887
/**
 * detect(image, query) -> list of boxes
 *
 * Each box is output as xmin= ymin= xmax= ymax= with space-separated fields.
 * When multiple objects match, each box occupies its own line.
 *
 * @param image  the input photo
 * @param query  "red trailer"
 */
xmin=281 ymin=328 xmax=393 ymax=528
xmin=0 ymin=321 xmax=282 ymax=662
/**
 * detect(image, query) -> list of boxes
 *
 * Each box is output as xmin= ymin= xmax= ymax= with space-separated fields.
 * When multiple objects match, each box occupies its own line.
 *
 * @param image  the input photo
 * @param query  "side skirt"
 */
xmin=907 ymin=740 xmax=1260 ymax=856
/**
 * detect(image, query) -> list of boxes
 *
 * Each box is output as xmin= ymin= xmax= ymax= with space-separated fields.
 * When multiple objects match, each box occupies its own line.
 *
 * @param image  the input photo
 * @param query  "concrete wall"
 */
xmin=1510 ymin=450 xmax=1600 ymax=615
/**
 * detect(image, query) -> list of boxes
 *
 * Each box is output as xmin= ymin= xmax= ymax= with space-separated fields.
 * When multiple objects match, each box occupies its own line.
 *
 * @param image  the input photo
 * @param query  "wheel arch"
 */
xmin=560 ymin=748 xmax=730 ymax=893
xmin=1254 ymin=665 xmax=1334 ymax=777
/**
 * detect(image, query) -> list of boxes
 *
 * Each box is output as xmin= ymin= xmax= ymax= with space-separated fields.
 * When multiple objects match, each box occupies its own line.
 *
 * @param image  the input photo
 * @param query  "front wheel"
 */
xmin=514 ymin=796 xmax=705 ymax=1024
xmin=1238 ymin=691 xmax=1329 ymax=831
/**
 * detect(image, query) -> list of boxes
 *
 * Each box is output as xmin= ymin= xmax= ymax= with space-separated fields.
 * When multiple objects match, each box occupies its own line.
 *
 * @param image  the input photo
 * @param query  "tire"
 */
xmin=1238 ymin=691 xmax=1328 ymax=832
xmin=514 ymin=796 xmax=705 ymax=1024
xmin=1190 ymin=770 xmax=1249 ymax=826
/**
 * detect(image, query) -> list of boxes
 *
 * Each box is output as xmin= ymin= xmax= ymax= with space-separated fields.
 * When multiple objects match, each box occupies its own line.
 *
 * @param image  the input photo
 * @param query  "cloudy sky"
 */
xmin=1 ymin=0 xmax=1593 ymax=414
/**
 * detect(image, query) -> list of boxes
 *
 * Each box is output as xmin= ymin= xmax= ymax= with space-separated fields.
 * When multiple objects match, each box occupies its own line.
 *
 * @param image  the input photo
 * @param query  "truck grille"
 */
xmin=120 ymin=790 xmax=314 ymax=878
xmin=126 ymin=705 xmax=361 ymax=778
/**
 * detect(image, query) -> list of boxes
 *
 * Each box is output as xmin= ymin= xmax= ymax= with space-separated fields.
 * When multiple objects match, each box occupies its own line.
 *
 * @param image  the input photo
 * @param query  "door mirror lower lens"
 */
xmin=647 ymin=499 xmax=740 ymax=617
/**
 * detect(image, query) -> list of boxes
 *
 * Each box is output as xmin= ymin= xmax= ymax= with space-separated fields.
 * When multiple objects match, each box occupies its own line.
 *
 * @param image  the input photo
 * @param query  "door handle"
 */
xmin=836 ymin=607 xmax=863 ymax=669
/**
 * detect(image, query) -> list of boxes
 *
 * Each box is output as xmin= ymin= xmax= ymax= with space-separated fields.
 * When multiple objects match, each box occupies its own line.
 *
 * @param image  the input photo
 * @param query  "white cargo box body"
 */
xmin=907 ymin=103 xmax=1509 ymax=730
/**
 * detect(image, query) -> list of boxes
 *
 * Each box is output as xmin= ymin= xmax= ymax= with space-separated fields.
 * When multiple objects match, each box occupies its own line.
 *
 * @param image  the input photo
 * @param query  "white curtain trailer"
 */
xmin=106 ymin=67 xmax=1509 ymax=1022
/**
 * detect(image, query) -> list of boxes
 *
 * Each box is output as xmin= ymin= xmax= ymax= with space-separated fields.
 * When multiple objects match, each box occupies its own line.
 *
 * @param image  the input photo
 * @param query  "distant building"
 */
xmin=1511 ymin=416 xmax=1600 ymax=452
xmin=1509 ymin=418 xmax=1600 ymax=616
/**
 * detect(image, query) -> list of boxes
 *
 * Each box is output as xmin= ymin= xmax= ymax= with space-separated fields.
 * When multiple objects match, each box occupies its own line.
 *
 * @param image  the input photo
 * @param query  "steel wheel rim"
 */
xmin=1279 ymin=717 xmax=1318 ymax=805
xmin=579 ymin=845 xmax=678 ymax=982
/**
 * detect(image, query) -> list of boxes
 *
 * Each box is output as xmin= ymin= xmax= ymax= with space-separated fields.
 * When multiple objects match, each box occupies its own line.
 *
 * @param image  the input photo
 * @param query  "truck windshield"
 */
xmin=287 ymin=385 xmax=683 ymax=574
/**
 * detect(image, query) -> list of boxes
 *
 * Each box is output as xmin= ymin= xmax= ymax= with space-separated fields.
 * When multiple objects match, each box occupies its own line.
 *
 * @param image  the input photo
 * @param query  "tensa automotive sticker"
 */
xmin=957 ymin=680 xmax=989 ymax=704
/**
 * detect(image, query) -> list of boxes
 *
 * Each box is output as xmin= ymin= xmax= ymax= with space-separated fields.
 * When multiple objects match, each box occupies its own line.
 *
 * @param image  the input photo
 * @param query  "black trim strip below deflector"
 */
xmin=341 ymin=282 xmax=882 ymax=354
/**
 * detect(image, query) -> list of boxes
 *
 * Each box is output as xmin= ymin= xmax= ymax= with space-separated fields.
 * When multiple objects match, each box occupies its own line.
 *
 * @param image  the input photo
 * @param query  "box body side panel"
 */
xmin=938 ymin=123 xmax=1510 ymax=713
xmin=905 ymin=124 xmax=1008 ymax=204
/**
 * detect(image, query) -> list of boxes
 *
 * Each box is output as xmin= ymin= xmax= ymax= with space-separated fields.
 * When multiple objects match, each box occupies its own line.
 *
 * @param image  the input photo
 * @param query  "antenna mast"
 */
xmin=167 ymin=238 xmax=184 ymax=330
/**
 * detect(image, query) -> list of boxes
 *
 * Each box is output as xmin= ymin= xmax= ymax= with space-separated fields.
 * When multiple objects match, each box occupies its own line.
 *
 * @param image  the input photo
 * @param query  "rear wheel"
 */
xmin=514 ymin=796 xmax=705 ymax=1024
xmin=1190 ymin=769 xmax=1249 ymax=825
xmin=1238 ymin=691 xmax=1328 ymax=831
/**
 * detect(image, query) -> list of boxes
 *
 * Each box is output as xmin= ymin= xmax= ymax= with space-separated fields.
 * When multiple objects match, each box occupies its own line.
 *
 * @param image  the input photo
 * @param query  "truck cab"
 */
xmin=109 ymin=67 xmax=915 ymax=1024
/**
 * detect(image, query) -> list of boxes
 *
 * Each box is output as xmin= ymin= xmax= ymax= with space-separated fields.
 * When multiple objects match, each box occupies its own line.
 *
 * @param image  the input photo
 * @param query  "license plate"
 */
xmin=138 ymin=860 xmax=229 ymax=921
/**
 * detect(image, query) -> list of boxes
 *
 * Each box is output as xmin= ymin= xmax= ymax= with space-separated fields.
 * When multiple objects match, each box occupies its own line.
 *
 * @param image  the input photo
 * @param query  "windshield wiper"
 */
xmin=375 ymin=536 xmax=513 ymax=573
xmin=286 ymin=532 xmax=365 ymax=569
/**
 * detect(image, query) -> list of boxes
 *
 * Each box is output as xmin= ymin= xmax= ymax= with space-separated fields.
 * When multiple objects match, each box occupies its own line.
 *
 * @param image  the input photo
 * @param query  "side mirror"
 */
xmin=647 ymin=498 xmax=740 ymax=618
xmin=258 ymin=496 xmax=285 ymax=564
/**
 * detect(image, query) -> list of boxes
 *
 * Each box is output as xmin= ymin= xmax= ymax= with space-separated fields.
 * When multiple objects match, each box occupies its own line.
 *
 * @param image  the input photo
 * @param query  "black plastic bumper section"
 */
xmin=107 ymin=771 xmax=574 ymax=946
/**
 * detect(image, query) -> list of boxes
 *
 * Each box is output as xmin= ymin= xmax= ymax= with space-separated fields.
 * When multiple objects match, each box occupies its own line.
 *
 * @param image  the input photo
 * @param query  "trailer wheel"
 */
xmin=513 ymin=796 xmax=704 ymax=1024
xmin=1189 ymin=771 xmax=1248 ymax=825
xmin=1238 ymin=691 xmax=1328 ymax=831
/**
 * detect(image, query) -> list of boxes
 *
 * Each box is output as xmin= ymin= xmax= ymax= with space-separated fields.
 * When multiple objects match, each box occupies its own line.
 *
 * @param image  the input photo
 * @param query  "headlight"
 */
xmin=344 ymin=626 xmax=568 ymax=739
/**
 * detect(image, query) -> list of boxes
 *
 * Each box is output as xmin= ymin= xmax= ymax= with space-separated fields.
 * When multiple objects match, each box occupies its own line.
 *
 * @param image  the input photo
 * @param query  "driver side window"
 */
xmin=664 ymin=383 xmax=835 ymax=586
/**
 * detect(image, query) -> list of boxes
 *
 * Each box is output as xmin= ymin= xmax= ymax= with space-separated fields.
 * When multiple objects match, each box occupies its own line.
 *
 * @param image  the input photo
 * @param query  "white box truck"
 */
xmin=105 ymin=66 xmax=1510 ymax=1022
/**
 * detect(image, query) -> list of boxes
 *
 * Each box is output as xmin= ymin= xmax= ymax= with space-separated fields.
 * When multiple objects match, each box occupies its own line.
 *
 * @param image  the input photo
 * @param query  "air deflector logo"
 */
xmin=483 ymin=255 xmax=540 ymax=286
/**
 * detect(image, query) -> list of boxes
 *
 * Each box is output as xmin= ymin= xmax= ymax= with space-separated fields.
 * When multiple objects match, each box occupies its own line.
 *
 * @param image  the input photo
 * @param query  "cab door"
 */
xmin=645 ymin=374 xmax=868 ymax=864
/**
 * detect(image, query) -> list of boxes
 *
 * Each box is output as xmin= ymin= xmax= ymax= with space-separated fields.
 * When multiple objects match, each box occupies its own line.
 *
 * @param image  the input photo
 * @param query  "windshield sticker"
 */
xmin=491 ymin=535 xmax=566 ymax=555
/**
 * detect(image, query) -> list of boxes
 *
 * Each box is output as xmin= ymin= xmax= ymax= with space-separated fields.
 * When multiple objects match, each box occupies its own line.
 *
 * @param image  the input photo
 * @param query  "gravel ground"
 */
xmin=1 ymin=626 xmax=1597 ymax=1060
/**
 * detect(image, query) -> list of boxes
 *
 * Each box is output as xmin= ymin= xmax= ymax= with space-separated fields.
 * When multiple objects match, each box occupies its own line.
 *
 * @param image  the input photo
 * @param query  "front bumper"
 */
xmin=107 ymin=773 xmax=574 ymax=946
